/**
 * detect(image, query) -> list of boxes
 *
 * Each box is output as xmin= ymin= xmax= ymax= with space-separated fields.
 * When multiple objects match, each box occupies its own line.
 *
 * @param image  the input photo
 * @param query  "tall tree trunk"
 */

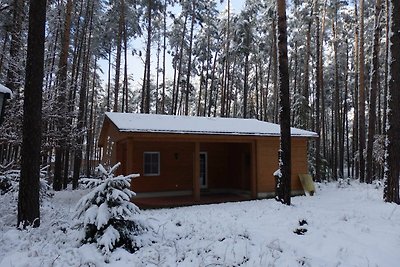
xmin=301 ymin=5 xmax=313 ymax=130
xmin=156 ymin=35 xmax=161 ymax=113
xmin=123 ymin=12 xmax=128 ymax=113
xmin=383 ymin=0 xmax=389 ymax=135
xmin=320 ymin=0 xmax=327 ymax=172
xmin=185 ymin=1 xmax=195 ymax=116
xmin=72 ymin=0 xmax=93 ymax=189
xmin=107 ymin=45 xmax=112 ymax=111
xmin=353 ymin=0 xmax=359 ymax=179
xmin=384 ymin=0 xmax=400 ymax=204
xmin=332 ymin=4 xmax=340 ymax=179
xmin=208 ymin=50 xmax=218 ymax=117
xmin=272 ymin=15 xmax=279 ymax=123
xmin=113 ymin=0 xmax=124 ymax=112
xmin=343 ymin=40 xmax=350 ymax=178
xmin=358 ymin=0 xmax=366 ymax=183
xmin=18 ymin=0 xmax=46 ymax=228
xmin=203 ymin=33 xmax=211 ymax=117
xmin=53 ymin=0 xmax=74 ymax=191
xmin=366 ymin=0 xmax=382 ymax=184
xmin=276 ymin=0 xmax=291 ymax=205
xmin=315 ymin=0 xmax=322 ymax=182
xmin=221 ymin=0 xmax=231 ymax=117
xmin=243 ymin=24 xmax=250 ymax=119
xmin=143 ymin=0 xmax=152 ymax=114
xmin=86 ymin=59 xmax=97 ymax=177
xmin=174 ymin=15 xmax=188 ymax=114
xmin=162 ymin=0 xmax=167 ymax=114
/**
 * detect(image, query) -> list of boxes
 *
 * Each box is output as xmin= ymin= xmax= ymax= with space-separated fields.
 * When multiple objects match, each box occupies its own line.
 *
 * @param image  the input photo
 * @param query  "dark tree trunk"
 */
xmin=243 ymin=24 xmax=250 ymax=119
xmin=276 ymin=0 xmax=291 ymax=205
xmin=185 ymin=1 xmax=195 ymax=116
xmin=301 ymin=6 xmax=312 ymax=130
xmin=383 ymin=0 xmax=389 ymax=135
xmin=162 ymin=0 xmax=167 ymax=114
xmin=142 ymin=0 xmax=152 ymax=114
xmin=174 ymin=15 xmax=188 ymax=115
xmin=384 ymin=0 xmax=400 ymax=204
xmin=271 ymin=15 xmax=279 ymax=123
xmin=72 ymin=0 xmax=93 ymax=189
xmin=123 ymin=12 xmax=128 ymax=113
xmin=113 ymin=0 xmax=124 ymax=112
xmin=53 ymin=0 xmax=73 ymax=191
xmin=358 ymin=0 xmax=366 ymax=183
xmin=18 ymin=0 xmax=47 ymax=228
xmin=315 ymin=0 xmax=321 ymax=182
xmin=366 ymin=0 xmax=381 ymax=184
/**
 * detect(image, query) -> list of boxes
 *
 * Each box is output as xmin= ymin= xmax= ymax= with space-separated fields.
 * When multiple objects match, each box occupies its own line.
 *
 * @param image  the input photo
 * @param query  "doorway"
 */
xmin=200 ymin=152 xmax=207 ymax=188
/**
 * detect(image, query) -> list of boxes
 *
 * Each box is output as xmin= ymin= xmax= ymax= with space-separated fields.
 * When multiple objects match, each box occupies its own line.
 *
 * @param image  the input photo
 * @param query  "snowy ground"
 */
xmin=1 ymin=182 xmax=399 ymax=267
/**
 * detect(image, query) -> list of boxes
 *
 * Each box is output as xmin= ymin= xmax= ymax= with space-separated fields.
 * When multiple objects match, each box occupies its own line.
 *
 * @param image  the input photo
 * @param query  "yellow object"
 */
xmin=298 ymin=174 xmax=315 ymax=196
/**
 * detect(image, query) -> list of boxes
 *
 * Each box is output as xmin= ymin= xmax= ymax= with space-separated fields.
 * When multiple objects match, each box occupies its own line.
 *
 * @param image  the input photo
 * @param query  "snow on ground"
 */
xmin=1 ymin=182 xmax=399 ymax=267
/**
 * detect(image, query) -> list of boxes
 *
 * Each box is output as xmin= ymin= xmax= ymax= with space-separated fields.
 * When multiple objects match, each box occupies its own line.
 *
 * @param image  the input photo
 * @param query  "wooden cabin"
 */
xmin=98 ymin=112 xmax=317 ymax=205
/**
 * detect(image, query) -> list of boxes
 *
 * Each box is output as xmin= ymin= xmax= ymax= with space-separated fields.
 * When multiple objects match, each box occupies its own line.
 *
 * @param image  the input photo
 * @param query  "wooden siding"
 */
xmin=256 ymin=138 xmax=308 ymax=193
xmin=129 ymin=141 xmax=194 ymax=192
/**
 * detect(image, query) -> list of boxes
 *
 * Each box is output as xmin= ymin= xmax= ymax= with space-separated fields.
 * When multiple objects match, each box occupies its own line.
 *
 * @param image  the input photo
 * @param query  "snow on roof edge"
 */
xmin=105 ymin=112 xmax=318 ymax=138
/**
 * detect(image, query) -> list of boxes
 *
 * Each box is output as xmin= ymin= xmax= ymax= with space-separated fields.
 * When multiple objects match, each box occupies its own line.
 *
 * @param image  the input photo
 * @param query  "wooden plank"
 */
xmin=298 ymin=174 xmax=315 ymax=195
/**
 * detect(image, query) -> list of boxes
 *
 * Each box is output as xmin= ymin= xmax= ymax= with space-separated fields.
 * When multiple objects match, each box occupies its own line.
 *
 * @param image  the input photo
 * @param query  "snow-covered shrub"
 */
xmin=74 ymin=162 xmax=147 ymax=254
xmin=337 ymin=178 xmax=351 ymax=188
xmin=0 ymin=162 xmax=51 ymax=200
xmin=0 ymin=162 xmax=19 ymax=194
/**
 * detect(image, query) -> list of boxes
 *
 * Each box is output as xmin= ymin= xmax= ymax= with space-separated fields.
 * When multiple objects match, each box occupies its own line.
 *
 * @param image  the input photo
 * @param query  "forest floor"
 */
xmin=1 ymin=181 xmax=399 ymax=266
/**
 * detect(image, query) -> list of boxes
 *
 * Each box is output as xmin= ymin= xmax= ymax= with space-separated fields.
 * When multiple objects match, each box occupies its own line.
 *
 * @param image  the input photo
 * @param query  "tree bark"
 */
xmin=384 ymin=0 xmax=400 ymax=204
xmin=113 ymin=0 xmax=124 ymax=112
xmin=53 ymin=0 xmax=74 ymax=191
xmin=72 ymin=0 xmax=93 ymax=189
xmin=276 ymin=0 xmax=291 ymax=205
xmin=358 ymin=0 xmax=366 ymax=183
xmin=366 ymin=0 xmax=381 ymax=183
xmin=315 ymin=0 xmax=321 ymax=182
xmin=18 ymin=0 xmax=47 ymax=228
xmin=185 ymin=1 xmax=195 ymax=116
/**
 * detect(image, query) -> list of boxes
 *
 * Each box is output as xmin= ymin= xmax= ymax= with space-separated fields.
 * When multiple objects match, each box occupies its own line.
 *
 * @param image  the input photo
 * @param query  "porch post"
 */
xmin=251 ymin=141 xmax=257 ymax=199
xmin=193 ymin=142 xmax=200 ymax=201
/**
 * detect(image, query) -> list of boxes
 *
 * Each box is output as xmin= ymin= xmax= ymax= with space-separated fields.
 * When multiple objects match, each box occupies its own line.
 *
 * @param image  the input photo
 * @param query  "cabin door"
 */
xmin=200 ymin=152 xmax=207 ymax=188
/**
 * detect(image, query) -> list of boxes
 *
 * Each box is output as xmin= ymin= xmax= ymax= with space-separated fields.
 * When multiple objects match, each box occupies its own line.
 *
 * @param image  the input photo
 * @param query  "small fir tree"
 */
xmin=74 ymin=163 xmax=147 ymax=254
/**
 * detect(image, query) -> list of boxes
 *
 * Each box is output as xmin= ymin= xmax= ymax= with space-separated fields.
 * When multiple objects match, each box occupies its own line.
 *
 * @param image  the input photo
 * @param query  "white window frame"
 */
xmin=143 ymin=152 xmax=160 ymax=176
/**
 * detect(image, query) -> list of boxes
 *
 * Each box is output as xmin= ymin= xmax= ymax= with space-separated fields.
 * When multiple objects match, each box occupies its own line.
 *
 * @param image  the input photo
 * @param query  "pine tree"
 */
xmin=18 ymin=0 xmax=47 ymax=228
xmin=74 ymin=163 xmax=147 ymax=254
xmin=276 ymin=0 xmax=291 ymax=205
xmin=384 ymin=0 xmax=400 ymax=204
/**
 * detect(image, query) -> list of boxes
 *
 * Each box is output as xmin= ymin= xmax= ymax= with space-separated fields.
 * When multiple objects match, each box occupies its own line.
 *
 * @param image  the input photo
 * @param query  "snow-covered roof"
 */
xmin=0 ymin=83 xmax=12 ymax=97
xmin=105 ymin=112 xmax=318 ymax=138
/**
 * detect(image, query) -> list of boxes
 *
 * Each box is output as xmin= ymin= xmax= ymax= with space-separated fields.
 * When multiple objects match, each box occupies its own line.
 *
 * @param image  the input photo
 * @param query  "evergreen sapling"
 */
xmin=74 ymin=163 xmax=147 ymax=254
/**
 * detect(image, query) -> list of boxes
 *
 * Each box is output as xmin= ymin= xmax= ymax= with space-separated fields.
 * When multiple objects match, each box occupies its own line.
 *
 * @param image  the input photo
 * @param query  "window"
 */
xmin=143 ymin=152 xmax=160 ymax=176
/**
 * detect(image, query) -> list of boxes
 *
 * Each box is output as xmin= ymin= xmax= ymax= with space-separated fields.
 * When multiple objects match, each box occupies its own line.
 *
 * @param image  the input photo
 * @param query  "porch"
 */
xmin=122 ymin=139 xmax=258 ymax=201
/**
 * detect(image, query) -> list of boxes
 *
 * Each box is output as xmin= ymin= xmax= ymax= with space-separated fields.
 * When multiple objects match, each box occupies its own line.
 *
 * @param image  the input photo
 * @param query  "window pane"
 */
xmin=144 ymin=152 xmax=159 ymax=175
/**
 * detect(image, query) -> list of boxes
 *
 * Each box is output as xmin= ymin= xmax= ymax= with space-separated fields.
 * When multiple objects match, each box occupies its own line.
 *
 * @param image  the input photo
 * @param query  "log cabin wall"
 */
xmin=256 ymin=137 xmax=308 ymax=194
